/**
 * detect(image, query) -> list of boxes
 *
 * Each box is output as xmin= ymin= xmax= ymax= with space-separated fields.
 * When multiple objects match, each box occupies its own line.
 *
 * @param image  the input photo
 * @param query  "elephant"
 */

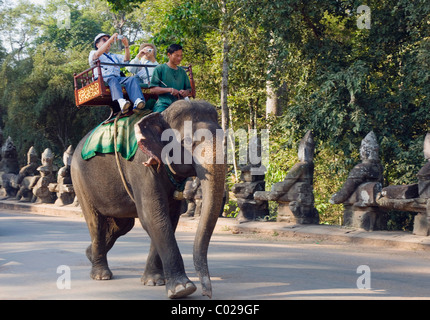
xmin=71 ymin=100 xmax=226 ymax=299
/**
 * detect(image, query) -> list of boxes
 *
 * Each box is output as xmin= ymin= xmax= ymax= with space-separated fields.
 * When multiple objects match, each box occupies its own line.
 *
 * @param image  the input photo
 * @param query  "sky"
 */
xmin=1 ymin=0 xmax=49 ymax=53
xmin=4 ymin=0 xmax=46 ymax=7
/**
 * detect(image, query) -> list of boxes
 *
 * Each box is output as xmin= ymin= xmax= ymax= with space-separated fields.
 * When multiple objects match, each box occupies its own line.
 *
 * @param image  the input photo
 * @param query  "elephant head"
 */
xmin=134 ymin=100 xmax=226 ymax=298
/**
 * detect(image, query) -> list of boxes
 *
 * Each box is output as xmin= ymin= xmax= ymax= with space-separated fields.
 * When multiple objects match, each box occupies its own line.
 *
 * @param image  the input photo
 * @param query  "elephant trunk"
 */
xmin=193 ymin=142 xmax=226 ymax=298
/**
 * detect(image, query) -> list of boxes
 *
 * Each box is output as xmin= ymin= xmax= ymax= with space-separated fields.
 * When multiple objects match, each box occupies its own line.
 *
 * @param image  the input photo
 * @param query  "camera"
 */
xmin=117 ymin=35 xmax=124 ymax=40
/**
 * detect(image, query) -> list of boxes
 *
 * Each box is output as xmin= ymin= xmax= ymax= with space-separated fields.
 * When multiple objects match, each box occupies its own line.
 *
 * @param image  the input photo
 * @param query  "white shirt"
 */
xmin=127 ymin=57 xmax=159 ymax=84
xmin=89 ymin=50 xmax=128 ymax=79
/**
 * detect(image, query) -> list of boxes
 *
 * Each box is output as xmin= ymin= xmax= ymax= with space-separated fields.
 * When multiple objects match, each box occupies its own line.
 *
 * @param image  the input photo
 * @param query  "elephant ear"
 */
xmin=134 ymin=112 xmax=167 ymax=171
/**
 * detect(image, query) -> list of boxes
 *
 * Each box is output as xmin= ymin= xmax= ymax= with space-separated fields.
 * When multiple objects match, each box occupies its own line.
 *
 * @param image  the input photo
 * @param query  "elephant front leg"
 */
xmin=138 ymin=209 xmax=197 ymax=298
xmin=141 ymin=234 xmax=197 ymax=298
xmin=142 ymin=242 xmax=196 ymax=298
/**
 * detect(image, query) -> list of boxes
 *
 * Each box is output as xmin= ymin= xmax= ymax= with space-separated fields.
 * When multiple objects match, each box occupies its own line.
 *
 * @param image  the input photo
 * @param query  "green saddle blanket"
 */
xmin=81 ymin=110 xmax=152 ymax=161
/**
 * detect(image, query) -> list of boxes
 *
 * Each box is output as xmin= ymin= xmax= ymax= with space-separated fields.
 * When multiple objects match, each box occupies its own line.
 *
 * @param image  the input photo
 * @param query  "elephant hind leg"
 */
xmin=86 ymin=215 xmax=135 ymax=280
xmin=141 ymin=200 xmax=183 ymax=287
xmin=105 ymin=217 xmax=135 ymax=251
xmin=142 ymin=242 xmax=165 ymax=286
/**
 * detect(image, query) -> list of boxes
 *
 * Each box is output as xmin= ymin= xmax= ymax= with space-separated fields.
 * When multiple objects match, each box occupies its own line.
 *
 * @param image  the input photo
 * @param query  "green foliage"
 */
xmin=1 ymin=43 xmax=109 ymax=164
xmin=105 ymin=0 xmax=146 ymax=12
xmin=223 ymin=199 xmax=240 ymax=218
xmin=0 ymin=1 xmax=112 ymax=163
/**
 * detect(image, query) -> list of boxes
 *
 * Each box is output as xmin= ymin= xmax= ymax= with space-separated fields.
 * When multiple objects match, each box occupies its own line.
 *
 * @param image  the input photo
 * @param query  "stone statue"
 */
xmin=232 ymin=164 xmax=269 ymax=222
xmin=182 ymin=177 xmax=202 ymax=217
xmin=376 ymin=133 xmax=430 ymax=235
xmin=0 ymin=128 xmax=3 ymax=162
xmin=416 ymin=133 xmax=430 ymax=198
xmin=32 ymin=148 xmax=57 ymax=203
xmin=0 ymin=137 xmax=20 ymax=197
xmin=13 ymin=146 xmax=40 ymax=202
xmin=49 ymin=145 xmax=75 ymax=206
xmin=255 ymin=130 xmax=318 ymax=224
xmin=415 ymin=133 xmax=430 ymax=235
xmin=330 ymin=131 xmax=386 ymax=230
xmin=330 ymin=131 xmax=383 ymax=204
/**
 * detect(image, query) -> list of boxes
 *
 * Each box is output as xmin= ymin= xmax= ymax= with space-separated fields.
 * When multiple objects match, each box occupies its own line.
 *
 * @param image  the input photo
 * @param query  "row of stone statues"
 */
xmin=0 ymin=136 xmax=75 ymax=206
xmin=1 ymin=127 xmax=429 ymax=235
xmin=233 ymin=130 xmax=429 ymax=236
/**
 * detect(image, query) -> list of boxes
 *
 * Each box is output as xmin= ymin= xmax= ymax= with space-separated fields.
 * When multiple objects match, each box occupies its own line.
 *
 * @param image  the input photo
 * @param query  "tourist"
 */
xmin=149 ymin=44 xmax=192 ymax=113
xmin=127 ymin=43 xmax=159 ymax=84
xmin=89 ymin=33 xmax=145 ymax=114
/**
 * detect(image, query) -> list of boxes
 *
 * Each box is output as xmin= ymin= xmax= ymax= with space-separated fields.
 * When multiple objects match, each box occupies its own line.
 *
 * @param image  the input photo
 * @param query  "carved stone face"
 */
xmin=298 ymin=130 xmax=315 ymax=162
xmin=360 ymin=131 xmax=379 ymax=161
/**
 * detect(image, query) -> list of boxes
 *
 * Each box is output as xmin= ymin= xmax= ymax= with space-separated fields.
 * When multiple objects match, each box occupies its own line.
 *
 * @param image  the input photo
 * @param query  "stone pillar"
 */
xmin=342 ymin=182 xmax=386 ymax=231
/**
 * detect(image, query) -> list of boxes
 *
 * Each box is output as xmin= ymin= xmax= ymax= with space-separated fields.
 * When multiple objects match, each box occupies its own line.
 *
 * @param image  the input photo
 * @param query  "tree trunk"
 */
xmin=220 ymin=0 xmax=229 ymax=133
xmin=266 ymin=80 xmax=279 ymax=118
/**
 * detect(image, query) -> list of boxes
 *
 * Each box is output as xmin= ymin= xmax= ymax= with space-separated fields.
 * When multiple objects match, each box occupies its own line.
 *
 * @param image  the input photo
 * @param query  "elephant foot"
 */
xmin=87 ymin=245 xmax=112 ymax=280
xmin=90 ymin=265 xmax=113 ymax=280
xmin=167 ymin=277 xmax=197 ymax=299
xmin=141 ymin=272 xmax=165 ymax=286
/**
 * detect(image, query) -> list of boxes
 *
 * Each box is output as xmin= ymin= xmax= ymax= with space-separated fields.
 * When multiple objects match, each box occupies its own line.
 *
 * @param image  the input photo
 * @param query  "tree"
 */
xmin=104 ymin=0 xmax=146 ymax=12
xmin=0 ymin=0 xmax=113 ymax=160
xmin=0 ymin=1 xmax=42 ymax=59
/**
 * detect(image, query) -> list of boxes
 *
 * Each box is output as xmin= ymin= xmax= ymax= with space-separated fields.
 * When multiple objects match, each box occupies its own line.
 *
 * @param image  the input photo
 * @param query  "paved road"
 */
xmin=1 ymin=210 xmax=430 ymax=300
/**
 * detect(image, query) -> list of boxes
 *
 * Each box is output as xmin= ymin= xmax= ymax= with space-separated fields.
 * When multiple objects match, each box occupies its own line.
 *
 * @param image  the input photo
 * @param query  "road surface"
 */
xmin=1 ymin=210 xmax=429 ymax=300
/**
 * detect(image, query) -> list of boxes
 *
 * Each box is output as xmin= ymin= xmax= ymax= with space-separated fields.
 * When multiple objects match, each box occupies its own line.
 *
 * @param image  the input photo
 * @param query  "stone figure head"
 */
xmin=38 ymin=148 xmax=57 ymax=174
xmin=63 ymin=145 xmax=74 ymax=167
xmin=423 ymin=133 xmax=430 ymax=161
xmin=27 ymin=146 xmax=38 ymax=164
xmin=360 ymin=131 xmax=379 ymax=162
xmin=298 ymin=130 xmax=315 ymax=162
xmin=1 ymin=136 xmax=17 ymax=159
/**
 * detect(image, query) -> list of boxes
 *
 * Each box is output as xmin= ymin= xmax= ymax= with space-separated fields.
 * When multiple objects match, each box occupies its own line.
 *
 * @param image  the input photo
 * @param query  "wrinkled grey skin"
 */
xmin=71 ymin=100 xmax=226 ymax=299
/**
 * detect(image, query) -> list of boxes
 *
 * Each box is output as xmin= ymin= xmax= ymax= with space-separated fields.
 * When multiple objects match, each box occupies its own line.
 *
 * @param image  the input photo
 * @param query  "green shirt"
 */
xmin=149 ymin=63 xmax=192 ymax=113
